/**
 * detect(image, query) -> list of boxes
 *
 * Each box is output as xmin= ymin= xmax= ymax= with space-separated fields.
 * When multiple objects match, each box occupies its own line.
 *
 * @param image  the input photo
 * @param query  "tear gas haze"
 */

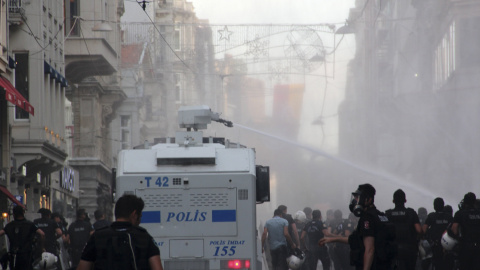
xmin=121 ymin=0 xmax=479 ymax=226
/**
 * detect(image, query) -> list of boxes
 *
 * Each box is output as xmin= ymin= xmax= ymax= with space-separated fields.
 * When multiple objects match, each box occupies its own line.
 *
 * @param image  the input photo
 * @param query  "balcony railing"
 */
xmin=9 ymin=0 xmax=23 ymax=13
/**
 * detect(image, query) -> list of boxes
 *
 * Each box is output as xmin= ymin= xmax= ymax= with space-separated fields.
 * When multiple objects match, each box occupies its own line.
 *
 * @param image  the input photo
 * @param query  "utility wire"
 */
xmin=19 ymin=14 xmax=43 ymax=49
xmin=30 ymin=19 xmax=68 ymax=56
xmin=135 ymin=0 xmax=195 ymax=74
xmin=11 ymin=1 xmax=66 ymax=54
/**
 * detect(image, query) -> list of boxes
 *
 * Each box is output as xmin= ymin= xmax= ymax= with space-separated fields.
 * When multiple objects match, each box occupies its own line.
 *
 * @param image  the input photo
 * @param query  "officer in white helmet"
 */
xmin=293 ymin=211 xmax=307 ymax=249
xmin=423 ymin=197 xmax=452 ymax=270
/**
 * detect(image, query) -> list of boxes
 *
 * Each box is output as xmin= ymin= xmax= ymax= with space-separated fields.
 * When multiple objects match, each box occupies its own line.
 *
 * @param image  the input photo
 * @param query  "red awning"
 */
xmin=0 ymin=186 xmax=26 ymax=209
xmin=0 ymin=77 xmax=34 ymax=115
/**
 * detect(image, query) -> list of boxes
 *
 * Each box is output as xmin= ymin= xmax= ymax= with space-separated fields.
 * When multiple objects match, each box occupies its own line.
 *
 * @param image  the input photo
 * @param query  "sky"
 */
xmin=123 ymin=0 xmax=356 ymax=25
xmin=190 ymin=0 xmax=355 ymax=25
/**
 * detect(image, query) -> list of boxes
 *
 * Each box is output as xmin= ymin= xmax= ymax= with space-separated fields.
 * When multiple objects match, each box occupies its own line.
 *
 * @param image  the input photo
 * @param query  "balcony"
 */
xmin=65 ymin=37 xmax=118 ymax=83
xmin=8 ymin=0 xmax=25 ymax=25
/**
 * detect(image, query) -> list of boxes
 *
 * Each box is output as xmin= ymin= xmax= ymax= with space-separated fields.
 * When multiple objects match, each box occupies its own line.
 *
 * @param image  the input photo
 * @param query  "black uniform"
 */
xmin=303 ymin=219 xmax=330 ymax=270
xmin=34 ymin=217 xmax=60 ymax=255
xmin=68 ymin=219 xmax=94 ymax=267
xmin=4 ymin=219 xmax=39 ymax=270
xmin=329 ymin=219 xmax=351 ymax=270
xmin=81 ymin=221 xmax=160 ymax=270
xmin=453 ymin=207 xmax=480 ymax=269
xmin=385 ymin=206 xmax=420 ymax=270
xmin=283 ymin=214 xmax=297 ymax=246
xmin=93 ymin=219 xmax=111 ymax=231
xmin=424 ymin=211 xmax=452 ymax=270
xmin=351 ymin=206 xmax=395 ymax=270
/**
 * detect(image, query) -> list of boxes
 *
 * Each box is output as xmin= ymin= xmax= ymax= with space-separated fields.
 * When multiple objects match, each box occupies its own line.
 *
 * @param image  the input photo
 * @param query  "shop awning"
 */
xmin=0 ymin=186 xmax=26 ymax=209
xmin=45 ymin=61 xmax=68 ymax=87
xmin=0 ymin=77 xmax=35 ymax=115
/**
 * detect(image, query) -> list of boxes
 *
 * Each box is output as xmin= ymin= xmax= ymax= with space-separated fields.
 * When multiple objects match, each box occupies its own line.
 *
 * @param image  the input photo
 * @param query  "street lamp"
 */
xmin=335 ymin=23 xmax=355 ymax=35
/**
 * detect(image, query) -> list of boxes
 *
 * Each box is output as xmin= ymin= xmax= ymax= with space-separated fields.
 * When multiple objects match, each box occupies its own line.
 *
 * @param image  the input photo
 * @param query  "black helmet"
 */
xmin=458 ymin=199 xmax=464 ymax=210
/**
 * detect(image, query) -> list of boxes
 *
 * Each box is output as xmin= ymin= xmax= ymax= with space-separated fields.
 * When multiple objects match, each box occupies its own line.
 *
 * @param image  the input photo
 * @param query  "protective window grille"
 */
xmin=144 ymin=193 xmax=182 ymax=207
xmin=190 ymin=193 xmax=228 ymax=207
xmin=173 ymin=178 xmax=181 ymax=185
xmin=238 ymin=189 xmax=248 ymax=200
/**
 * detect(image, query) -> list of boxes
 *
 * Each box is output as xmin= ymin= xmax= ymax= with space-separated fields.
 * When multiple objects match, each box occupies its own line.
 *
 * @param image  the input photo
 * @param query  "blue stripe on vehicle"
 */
xmin=212 ymin=210 xmax=236 ymax=222
xmin=141 ymin=211 xmax=161 ymax=223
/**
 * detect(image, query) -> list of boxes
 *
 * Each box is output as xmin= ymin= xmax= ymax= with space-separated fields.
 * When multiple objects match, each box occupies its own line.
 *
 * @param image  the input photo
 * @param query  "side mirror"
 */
xmin=256 ymin=166 xmax=270 ymax=203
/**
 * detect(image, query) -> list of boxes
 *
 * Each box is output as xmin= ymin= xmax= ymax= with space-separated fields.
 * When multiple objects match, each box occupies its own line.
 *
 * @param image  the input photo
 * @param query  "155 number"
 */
xmin=214 ymin=246 xmax=236 ymax=256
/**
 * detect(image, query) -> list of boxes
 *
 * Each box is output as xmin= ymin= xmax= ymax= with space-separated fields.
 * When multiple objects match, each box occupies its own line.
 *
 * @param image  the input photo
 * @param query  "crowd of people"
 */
xmin=0 ymin=185 xmax=478 ymax=270
xmin=262 ymin=185 xmax=480 ymax=270
xmin=0 ymin=194 xmax=164 ymax=270
xmin=0 ymin=206 xmax=115 ymax=270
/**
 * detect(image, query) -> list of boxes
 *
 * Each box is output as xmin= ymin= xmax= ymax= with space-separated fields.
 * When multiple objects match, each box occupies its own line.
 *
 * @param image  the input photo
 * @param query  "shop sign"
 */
xmin=14 ymin=195 xmax=23 ymax=204
xmin=60 ymin=167 xmax=75 ymax=192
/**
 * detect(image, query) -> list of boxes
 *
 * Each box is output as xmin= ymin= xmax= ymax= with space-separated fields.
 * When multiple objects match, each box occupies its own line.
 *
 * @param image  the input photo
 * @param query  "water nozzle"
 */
xmin=178 ymin=105 xmax=233 ymax=130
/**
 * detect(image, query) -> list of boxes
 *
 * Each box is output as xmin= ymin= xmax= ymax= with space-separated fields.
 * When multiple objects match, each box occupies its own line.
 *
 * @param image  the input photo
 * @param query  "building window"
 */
xmin=120 ymin=116 xmax=131 ymax=149
xmin=174 ymin=24 xmax=181 ymax=51
xmin=66 ymin=0 xmax=80 ymax=37
xmin=434 ymin=21 xmax=456 ymax=90
xmin=174 ymin=73 xmax=183 ymax=103
xmin=14 ymin=53 xmax=29 ymax=119
xmin=121 ymin=115 xmax=130 ymax=127
xmin=145 ymin=96 xmax=152 ymax=120
xmin=121 ymin=130 xmax=130 ymax=149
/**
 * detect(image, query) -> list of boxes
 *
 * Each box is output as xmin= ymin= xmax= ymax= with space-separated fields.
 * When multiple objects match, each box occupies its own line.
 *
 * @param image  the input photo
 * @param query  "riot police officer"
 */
xmin=34 ymin=208 xmax=62 ymax=256
xmin=0 ymin=206 xmax=45 ymax=270
xmin=329 ymin=210 xmax=350 ymax=270
xmin=385 ymin=189 xmax=422 ymax=270
xmin=451 ymin=192 xmax=480 ymax=269
xmin=77 ymin=194 xmax=163 ymax=270
xmin=67 ymin=209 xmax=93 ymax=268
xmin=93 ymin=209 xmax=111 ymax=230
xmin=423 ymin=197 xmax=452 ymax=270
xmin=301 ymin=210 xmax=331 ymax=270
xmin=319 ymin=183 xmax=396 ymax=270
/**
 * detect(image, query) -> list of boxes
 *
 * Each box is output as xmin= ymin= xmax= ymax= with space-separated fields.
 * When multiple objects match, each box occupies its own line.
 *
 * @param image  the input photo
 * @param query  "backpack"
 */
xmin=94 ymin=226 xmax=151 ymax=270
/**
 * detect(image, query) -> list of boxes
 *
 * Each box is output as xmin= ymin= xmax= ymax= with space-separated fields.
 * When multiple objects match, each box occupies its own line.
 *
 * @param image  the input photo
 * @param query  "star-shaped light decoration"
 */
xmin=218 ymin=26 xmax=233 ymax=41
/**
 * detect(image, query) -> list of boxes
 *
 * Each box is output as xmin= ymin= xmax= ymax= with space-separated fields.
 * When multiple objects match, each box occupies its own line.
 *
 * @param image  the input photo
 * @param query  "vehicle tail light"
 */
xmin=228 ymin=260 xmax=242 ymax=269
xmin=221 ymin=259 xmax=251 ymax=269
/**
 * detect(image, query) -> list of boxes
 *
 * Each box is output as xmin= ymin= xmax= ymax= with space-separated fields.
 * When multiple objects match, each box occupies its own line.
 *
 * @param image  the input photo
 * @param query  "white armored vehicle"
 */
xmin=115 ymin=105 xmax=270 ymax=270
